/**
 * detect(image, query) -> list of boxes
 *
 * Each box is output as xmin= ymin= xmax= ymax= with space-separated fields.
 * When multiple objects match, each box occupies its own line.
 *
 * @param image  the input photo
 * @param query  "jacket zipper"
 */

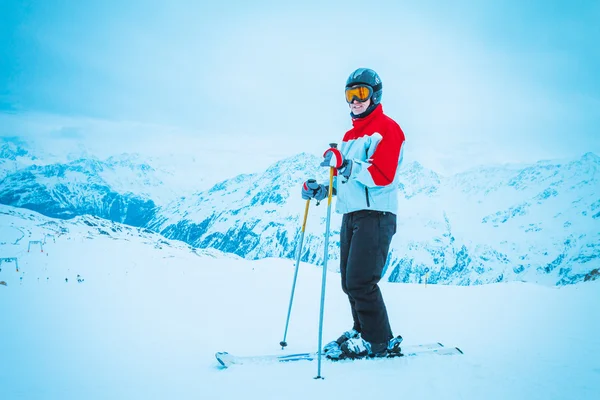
xmin=365 ymin=187 xmax=370 ymax=207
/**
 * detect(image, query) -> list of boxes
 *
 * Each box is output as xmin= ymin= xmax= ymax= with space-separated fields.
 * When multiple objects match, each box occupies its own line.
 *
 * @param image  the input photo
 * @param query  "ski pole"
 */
xmin=315 ymin=143 xmax=337 ymax=380
xmin=280 ymin=199 xmax=311 ymax=349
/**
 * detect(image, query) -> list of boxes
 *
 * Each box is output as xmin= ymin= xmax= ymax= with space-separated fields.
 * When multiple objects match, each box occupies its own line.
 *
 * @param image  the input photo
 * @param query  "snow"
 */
xmin=0 ymin=205 xmax=599 ymax=399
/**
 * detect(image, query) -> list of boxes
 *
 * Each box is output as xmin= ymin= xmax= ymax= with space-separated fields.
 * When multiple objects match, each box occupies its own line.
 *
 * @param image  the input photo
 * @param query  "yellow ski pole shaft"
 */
xmin=280 ymin=199 xmax=311 ymax=349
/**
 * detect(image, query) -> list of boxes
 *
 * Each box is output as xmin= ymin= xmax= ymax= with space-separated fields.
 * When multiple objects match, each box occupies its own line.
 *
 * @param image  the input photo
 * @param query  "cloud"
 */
xmin=51 ymin=127 xmax=85 ymax=140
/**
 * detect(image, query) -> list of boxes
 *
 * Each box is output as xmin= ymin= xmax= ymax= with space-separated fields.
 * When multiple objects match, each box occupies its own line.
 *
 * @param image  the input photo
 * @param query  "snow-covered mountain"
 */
xmin=391 ymin=153 xmax=600 ymax=286
xmin=148 ymin=153 xmax=320 ymax=261
xmin=0 ymin=155 xmax=158 ymax=226
xmin=149 ymin=152 xmax=599 ymax=286
xmin=0 ymin=139 xmax=40 ymax=179
xmin=0 ymin=138 xmax=209 ymax=226
xmin=0 ymin=139 xmax=208 ymax=207
xmin=1 ymin=137 xmax=598 ymax=286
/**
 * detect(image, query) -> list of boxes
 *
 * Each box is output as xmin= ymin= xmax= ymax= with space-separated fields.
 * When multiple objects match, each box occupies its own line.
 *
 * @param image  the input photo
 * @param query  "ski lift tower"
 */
xmin=43 ymin=234 xmax=56 ymax=244
xmin=28 ymin=240 xmax=44 ymax=252
xmin=0 ymin=257 xmax=19 ymax=272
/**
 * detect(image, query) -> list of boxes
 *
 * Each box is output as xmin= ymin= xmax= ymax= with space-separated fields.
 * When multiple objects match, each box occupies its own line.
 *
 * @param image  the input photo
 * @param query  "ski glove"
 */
xmin=301 ymin=179 xmax=331 ymax=201
xmin=321 ymin=147 xmax=353 ymax=180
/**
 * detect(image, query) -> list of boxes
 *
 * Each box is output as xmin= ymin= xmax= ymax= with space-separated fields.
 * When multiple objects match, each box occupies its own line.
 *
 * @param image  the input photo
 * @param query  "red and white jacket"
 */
xmin=333 ymin=104 xmax=405 ymax=215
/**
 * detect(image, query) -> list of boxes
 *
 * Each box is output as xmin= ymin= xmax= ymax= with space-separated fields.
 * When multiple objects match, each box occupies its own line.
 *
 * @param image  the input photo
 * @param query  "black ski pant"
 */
xmin=340 ymin=210 xmax=396 ymax=345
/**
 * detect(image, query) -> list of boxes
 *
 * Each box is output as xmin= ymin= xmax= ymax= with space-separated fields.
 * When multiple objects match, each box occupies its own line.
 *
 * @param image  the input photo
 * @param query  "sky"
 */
xmin=1 ymin=0 xmax=599 ymax=175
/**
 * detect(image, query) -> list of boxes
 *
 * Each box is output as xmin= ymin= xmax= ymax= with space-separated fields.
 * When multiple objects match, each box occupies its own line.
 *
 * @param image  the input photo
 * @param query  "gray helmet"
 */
xmin=346 ymin=68 xmax=383 ymax=105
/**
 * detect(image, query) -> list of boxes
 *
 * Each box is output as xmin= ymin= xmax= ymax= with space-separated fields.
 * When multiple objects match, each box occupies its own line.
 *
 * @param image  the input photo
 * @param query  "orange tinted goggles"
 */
xmin=345 ymin=85 xmax=373 ymax=103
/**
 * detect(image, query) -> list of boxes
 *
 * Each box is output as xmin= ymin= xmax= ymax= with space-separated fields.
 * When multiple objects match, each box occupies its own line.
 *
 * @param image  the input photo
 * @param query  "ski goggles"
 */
xmin=345 ymin=84 xmax=373 ymax=103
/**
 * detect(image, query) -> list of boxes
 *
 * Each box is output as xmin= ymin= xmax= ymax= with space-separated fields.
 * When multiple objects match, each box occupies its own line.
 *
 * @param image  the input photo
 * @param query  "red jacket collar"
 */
xmin=351 ymin=104 xmax=383 ymax=127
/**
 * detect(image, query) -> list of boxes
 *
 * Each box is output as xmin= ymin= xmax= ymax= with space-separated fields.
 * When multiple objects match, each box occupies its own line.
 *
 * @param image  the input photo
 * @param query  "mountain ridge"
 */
xmin=1 ymin=139 xmax=598 ymax=286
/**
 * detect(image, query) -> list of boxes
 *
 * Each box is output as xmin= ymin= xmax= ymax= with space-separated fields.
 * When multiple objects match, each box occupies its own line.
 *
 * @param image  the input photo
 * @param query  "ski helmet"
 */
xmin=346 ymin=68 xmax=383 ymax=105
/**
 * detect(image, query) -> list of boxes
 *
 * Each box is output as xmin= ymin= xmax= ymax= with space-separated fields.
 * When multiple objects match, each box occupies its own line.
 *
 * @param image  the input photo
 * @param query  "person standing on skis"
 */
xmin=301 ymin=67 xmax=406 ymax=359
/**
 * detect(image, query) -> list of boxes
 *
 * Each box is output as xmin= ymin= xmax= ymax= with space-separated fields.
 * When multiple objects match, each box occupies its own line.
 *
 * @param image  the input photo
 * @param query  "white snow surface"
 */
xmin=0 ymin=204 xmax=599 ymax=399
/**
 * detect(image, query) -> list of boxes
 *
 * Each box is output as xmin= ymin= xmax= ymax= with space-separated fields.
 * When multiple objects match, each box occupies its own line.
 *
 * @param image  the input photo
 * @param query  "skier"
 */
xmin=302 ymin=68 xmax=406 ymax=359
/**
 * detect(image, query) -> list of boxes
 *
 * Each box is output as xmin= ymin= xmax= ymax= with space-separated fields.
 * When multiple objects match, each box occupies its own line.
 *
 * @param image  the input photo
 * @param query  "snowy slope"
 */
xmin=0 ymin=204 xmax=599 ymax=400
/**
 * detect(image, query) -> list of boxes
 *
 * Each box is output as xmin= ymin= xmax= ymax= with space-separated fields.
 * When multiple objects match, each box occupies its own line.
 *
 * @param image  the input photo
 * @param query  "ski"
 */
xmin=216 ymin=342 xmax=462 ymax=368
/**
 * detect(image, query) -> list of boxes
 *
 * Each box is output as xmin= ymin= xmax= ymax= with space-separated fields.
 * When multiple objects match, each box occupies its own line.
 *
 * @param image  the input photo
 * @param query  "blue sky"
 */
xmin=1 ymin=0 xmax=599 ymax=174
